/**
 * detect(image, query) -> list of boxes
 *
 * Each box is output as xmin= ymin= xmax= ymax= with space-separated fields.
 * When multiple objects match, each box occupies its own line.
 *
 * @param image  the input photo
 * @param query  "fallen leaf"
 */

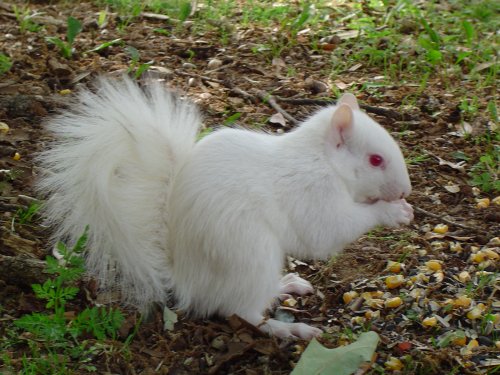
xmin=292 ymin=331 xmax=380 ymax=375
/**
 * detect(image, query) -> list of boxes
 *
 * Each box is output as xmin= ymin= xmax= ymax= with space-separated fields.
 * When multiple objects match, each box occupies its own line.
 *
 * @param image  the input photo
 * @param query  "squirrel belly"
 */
xmin=38 ymin=77 xmax=413 ymax=339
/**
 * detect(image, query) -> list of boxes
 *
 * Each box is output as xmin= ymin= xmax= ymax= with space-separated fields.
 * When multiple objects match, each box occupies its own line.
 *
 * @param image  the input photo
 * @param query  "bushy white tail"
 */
xmin=37 ymin=77 xmax=201 ymax=308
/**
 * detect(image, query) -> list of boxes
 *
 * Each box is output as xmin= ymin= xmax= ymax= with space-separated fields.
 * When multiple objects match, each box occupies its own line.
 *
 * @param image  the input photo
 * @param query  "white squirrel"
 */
xmin=37 ymin=77 xmax=413 ymax=339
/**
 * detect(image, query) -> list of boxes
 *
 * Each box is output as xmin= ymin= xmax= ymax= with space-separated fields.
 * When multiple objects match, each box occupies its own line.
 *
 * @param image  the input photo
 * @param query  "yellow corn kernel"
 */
xmin=386 ymin=261 xmax=402 ymax=273
xmin=452 ymin=336 xmax=467 ymax=346
xmin=426 ymin=260 xmax=442 ymax=271
xmin=470 ymin=252 xmax=486 ymax=263
xmin=361 ymin=292 xmax=374 ymax=300
xmin=458 ymin=271 xmax=471 ymax=283
xmin=482 ymin=248 xmax=499 ymax=260
xmin=467 ymin=339 xmax=479 ymax=349
xmin=351 ymin=316 xmax=365 ymax=325
xmin=283 ymin=298 xmax=297 ymax=307
xmin=492 ymin=196 xmax=500 ymax=206
xmin=385 ymin=297 xmax=403 ymax=308
xmin=385 ymin=357 xmax=404 ymax=371
xmin=466 ymin=307 xmax=483 ymax=320
xmin=453 ymin=295 xmax=472 ymax=308
xmin=343 ymin=291 xmax=358 ymax=304
xmin=422 ymin=316 xmax=438 ymax=327
xmin=476 ymin=198 xmax=490 ymax=209
xmin=365 ymin=310 xmax=380 ymax=320
xmin=449 ymin=242 xmax=463 ymax=252
xmin=370 ymin=290 xmax=384 ymax=298
xmin=0 ymin=122 xmax=9 ymax=134
xmin=496 ymin=341 xmax=500 ymax=349
xmin=59 ymin=89 xmax=72 ymax=95
xmin=385 ymin=275 xmax=405 ymax=289
xmin=434 ymin=271 xmax=444 ymax=282
xmin=433 ymin=224 xmax=449 ymax=234
xmin=12 ymin=152 xmax=21 ymax=161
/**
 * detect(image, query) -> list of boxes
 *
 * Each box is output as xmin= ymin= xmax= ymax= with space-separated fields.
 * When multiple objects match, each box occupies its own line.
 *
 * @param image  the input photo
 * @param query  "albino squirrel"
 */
xmin=38 ymin=77 xmax=413 ymax=340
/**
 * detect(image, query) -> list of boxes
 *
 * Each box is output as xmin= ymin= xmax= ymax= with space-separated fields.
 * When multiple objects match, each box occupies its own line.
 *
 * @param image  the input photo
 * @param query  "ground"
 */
xmin=0 ymin=1 xmax=499 ymax=374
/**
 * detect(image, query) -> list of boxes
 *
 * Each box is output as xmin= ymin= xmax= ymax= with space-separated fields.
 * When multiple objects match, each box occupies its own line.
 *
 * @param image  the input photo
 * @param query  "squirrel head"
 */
xmin=324 ymin=93 xmax=412 ymax=204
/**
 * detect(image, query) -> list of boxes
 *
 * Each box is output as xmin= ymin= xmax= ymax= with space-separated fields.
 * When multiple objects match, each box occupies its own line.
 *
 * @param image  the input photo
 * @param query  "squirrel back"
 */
xmin=37 ymin=78 xmax=200 ymax=307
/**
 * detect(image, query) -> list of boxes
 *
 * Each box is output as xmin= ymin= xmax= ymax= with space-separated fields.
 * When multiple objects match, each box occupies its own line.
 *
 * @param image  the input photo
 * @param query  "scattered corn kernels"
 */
xmin=476 ymin=198 xmax=490 ymax=209
xmin=422 ymin=316 xmax=438 ymax=327
xmin=385 ymin=357 xmax=404 ymax=371
xmin=458 ymin=271 xmax=471 ymax=283
xmin=343 ymin=291 xmax=358 ymax=304
xmin=385 ymin=275 xmax=405 ymax=289
xmin=453 ymin=295 xmax=472 ymax=308
xmin=12 ymin=152 xmax=21 ymax=161
xmin=426 ymin=260 xmax=442 ymax=272
xmin=0 ymin=122 xmax=9 ymax=134
xmin=433 ymin=224 xmax=449 ymax=234
xmin=386 ymin=260 xmax=402 ymax=273
xmin=385 ymin=297 xmax=403 ymax=308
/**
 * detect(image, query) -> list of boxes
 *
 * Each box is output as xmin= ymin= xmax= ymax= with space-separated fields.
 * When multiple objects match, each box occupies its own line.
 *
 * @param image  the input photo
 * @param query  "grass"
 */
xmin=1 ymin=230 xmax=128 ymax=374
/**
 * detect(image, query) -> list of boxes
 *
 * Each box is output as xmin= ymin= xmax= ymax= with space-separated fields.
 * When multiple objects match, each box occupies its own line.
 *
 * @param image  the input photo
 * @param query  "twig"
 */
xmin=277 ymin=97 xmax=415 ymax=121
xmin=253 ymin=90 xmax=298 ymax=126
xmin=174 ymin=69 xmax=224 ymax=85
xmin=413 ymin=206 xmax=479 ymax=232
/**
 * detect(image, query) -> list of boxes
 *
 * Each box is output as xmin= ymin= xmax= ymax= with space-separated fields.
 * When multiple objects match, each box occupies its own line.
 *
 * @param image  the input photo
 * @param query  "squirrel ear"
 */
xmin=338 ymin=93 xmax=360 ymax=110
xmin=329 ymin=104 xmax=354 ymax=148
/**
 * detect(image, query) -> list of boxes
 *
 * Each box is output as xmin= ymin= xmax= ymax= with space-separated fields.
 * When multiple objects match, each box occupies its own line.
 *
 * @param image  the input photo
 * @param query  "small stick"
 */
xmin=253 ymin=90 xmax=298 ymax=126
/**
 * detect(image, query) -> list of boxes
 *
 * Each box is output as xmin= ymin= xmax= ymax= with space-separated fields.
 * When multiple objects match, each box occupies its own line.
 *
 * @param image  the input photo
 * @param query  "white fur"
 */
xmin=38 ymin=77 xmax=412 ymax=338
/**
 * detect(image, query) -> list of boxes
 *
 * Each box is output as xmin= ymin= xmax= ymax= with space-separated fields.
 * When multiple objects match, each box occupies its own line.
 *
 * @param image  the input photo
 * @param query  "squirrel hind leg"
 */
xmin=279 ymin=273 xmax=314 ymax=296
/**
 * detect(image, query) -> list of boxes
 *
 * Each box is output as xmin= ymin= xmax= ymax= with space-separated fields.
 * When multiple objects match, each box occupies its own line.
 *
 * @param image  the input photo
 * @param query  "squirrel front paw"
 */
xmin=378 ymin=199 xmax=414 ymax=227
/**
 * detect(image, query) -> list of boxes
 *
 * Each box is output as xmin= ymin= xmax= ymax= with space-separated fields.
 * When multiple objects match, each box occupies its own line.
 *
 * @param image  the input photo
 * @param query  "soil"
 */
xmin=0 ymin=1 xmax=498 ymax=374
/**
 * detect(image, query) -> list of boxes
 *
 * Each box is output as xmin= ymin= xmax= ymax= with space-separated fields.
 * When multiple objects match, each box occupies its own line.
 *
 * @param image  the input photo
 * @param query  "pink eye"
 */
xmin=369 ymin=154 xmax=384 ymax=167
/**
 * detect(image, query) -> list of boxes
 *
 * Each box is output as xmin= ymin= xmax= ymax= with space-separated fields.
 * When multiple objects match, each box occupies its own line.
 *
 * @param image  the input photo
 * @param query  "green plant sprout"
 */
xmin=46 ymin=16 xmax=82 ymax=59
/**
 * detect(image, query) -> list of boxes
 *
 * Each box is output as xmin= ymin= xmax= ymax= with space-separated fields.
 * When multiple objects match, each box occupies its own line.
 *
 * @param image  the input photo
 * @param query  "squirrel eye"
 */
xmin=369 ymin=154 xmax=384 ymax=167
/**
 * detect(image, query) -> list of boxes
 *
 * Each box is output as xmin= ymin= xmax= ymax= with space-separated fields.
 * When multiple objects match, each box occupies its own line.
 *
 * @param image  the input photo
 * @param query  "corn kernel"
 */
xmin=386 ymin=261 xmax=402 ymax=273
xmin=467 ymin=339 xmax=479 ymax=349
xmin=385 ymin=357 xmax=404 ymax=371
xmin=365 ymin=310 xmax=380 ymax=320
xmin=466 ymin=307 xmax=483 ymax=320
xmin=385 ymin=275 xmax=405 ymax=289
xmin=343 ymin=291 xmax=358 ymax=304
xmin=449 ymin=242 xmax=463 ymax=252
xmin=472 ymin=187 xmax=481 ymax=196
xmin=495 ymin=341 xmax=500 ymax=349
xmin=361 ymin=292 xmax=373 ymax=300
xmin=470 ymin=252 xmax=486 ymax=263
xmin=453 ymin=295 xmax=472 ymax=308
xmin=452 ymin=336 xmax=467 ymax=346
xmin=489 ymin=237 xmax=500 ymax=245
xmin=458 ymin=271 xmax=471 ymax=283
xmin=476 ymin=198 xmax=490 ymax=209
xmin=426 ymin=260 xmax=442 ymax=271
xmin=351 ymin=316 xmax=365 ymax=325
xmin=433 ymin=224 xmax=449 ymax=234
xmin=283 ymin=298 xmax=297 ymax=307
xmin=422 ymin=316 xmax=438 ymax=327
xmin=482 ymin=248 xmax=499 ymax=260
xmin=370 ymin=290 xmax=384 ymax=298
xmin=12 ymin=152 xmax=21 ymax=161
xmin=59 ymin=89 xmax=72 ymax=95
xmin=385 ymin=297 xmax=403 ymax=308
xmin=0 ymin=122 xmax=9 ymax=134
xmin=434 ymin=271 xmax=444 ymax=282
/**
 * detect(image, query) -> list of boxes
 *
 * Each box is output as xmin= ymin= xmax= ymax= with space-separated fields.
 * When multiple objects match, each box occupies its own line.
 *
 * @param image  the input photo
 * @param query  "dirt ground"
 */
xmin=0 ymin=1 xmax=499 ymax=374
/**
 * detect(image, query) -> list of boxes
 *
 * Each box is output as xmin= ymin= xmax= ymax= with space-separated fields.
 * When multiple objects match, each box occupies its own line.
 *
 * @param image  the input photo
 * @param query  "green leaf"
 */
xmin=426 ymin=49 xmax=442 ymax=65
xmin=223 ymin=112 xmax=242 ymax=126
xmin=86 ymin=38 xmax=122 ymax=53
xmin=66 ymin=16 xmax=82 ymax=45
xmin=292 ymin=332 xmax=380 ymax=375
xmin=462 ymin=20 xmax=475 ymax=44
